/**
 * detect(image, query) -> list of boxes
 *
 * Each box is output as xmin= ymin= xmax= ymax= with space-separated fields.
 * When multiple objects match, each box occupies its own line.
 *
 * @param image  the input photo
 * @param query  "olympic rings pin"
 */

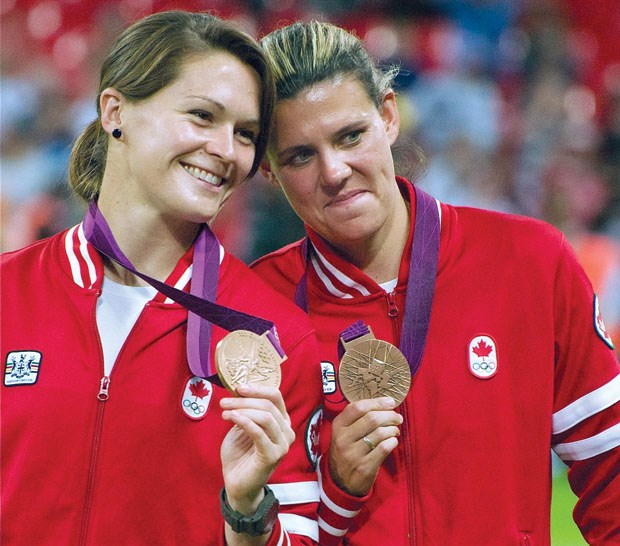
xmin=181 ymin=376 xmax=213 ymax=420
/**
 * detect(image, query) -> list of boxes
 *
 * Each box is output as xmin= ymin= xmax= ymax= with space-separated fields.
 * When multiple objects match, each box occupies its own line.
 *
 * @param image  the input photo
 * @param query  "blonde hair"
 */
xmin=260 ymin=21 xmax=398 ymax=107
xmin=261 ymin=21 xmax=426 ymax=179
xmin=69 ymin=10 xmax=274 ymax=202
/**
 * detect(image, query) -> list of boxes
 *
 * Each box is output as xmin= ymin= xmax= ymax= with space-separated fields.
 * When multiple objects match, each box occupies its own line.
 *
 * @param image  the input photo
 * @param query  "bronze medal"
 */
xmin=339 ymin=329 xmax=411 ymax=406
xmin=215 ymin=330 xmax=284 ymax=392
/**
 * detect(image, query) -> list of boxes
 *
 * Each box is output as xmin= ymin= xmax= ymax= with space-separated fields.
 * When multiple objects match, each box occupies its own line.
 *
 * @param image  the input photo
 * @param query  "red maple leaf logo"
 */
xmin=190 ymin=379 xmax=211 ymax=399
xmin=472 ymin=340 xmax=493 ymax=359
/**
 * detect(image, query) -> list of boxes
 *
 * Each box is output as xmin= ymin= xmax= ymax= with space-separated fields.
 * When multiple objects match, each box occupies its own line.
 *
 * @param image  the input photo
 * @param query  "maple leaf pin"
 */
xmin=468 ymin=335 xmax=498 ymax=379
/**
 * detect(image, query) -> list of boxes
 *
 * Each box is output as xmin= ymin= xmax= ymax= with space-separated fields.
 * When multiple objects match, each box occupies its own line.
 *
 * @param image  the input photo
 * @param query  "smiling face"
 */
xmin=103 ymin=50 xmax=261 ymax=225
xmin=268 ymin=76 xmax=406 ymax=254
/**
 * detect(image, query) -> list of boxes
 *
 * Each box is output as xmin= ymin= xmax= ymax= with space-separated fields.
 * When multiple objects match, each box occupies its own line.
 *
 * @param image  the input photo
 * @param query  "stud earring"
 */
xmin=112 ymin=128 xmax=122 ymax=139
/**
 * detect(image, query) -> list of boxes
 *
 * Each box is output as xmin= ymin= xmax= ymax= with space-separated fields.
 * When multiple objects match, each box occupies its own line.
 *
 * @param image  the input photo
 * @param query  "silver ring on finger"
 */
xmin=362 ymin=435 xmax=376 ymax=451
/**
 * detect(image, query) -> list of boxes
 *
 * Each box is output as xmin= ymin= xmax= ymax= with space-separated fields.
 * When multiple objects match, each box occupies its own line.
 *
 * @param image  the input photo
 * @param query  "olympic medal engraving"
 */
xmin=215 ymin=330 xmax=283 ymax=391
xmin=339 ymin=339 xmax=411 ymax=406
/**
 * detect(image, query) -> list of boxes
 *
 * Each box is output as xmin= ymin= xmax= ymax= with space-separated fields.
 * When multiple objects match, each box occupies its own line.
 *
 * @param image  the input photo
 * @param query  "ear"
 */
xmin=380 ymin=89 xmax=400 ymax=146
xmin=259 ymin=157 xmax=281 ymax=188
xmin=100 ymin=87 xmax=124 ymax=136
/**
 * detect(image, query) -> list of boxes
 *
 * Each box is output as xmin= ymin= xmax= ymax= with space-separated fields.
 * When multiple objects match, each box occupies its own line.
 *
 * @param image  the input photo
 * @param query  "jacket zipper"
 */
xmin=386 ymin=291 xmax=399 ymax=318
xmin=97 ymin=376 xmax=111 ymax=400
xmin=385 ymin=292 xmax=417 ymax=545
xmin=79 ymin=298 xmax=109 ymax=546
xmin=402 ymin=407 xmax=416 ymax=546
xmin=79 ymin=390 xmax=108 ymax=545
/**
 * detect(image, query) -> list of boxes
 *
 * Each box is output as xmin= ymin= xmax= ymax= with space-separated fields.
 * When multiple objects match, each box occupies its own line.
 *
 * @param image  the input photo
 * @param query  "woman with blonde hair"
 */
xmin=253 ymin=20 xmax=620 ymax=546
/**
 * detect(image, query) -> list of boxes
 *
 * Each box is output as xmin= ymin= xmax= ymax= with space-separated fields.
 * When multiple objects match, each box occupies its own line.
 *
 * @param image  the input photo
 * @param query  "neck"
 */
xmin=337 ymin=197 xmax=410 ymax=284
xmin=95 ymin=195 xmax=199 ymax=286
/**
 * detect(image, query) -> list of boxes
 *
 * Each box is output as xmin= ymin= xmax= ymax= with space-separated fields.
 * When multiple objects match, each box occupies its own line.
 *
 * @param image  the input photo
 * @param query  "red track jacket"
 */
xmin=1 ymin=224 xmax=323 ymax=545
xmin=251 ymin=178 xmax=620 ymax=546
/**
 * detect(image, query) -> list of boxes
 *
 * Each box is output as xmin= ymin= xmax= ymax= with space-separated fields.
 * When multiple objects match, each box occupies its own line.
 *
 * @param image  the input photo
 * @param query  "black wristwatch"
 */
xmin=220 ymin=486 xmax=280 ymax=537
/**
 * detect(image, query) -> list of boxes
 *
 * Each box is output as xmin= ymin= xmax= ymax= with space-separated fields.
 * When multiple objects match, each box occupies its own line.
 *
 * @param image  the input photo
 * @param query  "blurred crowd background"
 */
xmin=2 ymin=0 xmax=620 ymax=350
xmin=1 ymin=3 xmax=619 ymax=542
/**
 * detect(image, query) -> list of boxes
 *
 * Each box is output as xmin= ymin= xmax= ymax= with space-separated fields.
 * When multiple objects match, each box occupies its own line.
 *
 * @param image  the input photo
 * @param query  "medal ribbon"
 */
xmin=340 ymin=321 xmax=371 ymax=352
xmin=82 ymin=201 xmax=284 ymax=378
xmin=399 ymin=185 xmax=440 ymax=376
xmin=295 ymin=185 xmax=440 ymax=377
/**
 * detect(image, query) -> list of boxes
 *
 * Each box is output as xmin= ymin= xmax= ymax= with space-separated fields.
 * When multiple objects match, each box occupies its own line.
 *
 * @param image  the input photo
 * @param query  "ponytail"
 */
xmin=68 ymin=119 xmax=108 ymax=202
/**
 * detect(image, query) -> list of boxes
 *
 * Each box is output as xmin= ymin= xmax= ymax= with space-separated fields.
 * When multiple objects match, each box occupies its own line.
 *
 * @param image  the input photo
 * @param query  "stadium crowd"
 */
xmin=2 ymin=0 xmax=619 ymax=349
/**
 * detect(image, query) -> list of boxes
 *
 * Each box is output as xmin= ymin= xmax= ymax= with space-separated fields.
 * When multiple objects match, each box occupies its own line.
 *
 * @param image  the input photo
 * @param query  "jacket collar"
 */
xmin=305 ymin=177 xmax=441 ymax=299
xmin=62 ymin=222 xmax=219 ymax=303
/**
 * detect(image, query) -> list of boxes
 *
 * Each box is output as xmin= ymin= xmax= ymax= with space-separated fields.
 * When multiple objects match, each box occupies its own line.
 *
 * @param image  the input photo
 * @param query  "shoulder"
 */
xmin=1 ymin=231 xmax=77 ymax=311
xmin=453 ymin=204 xmax=563 ymax=237
xmin=1 ymin=231 xmax=66 ymax=270
xmin=250 ymin=238 xmax=307 ymax=293
xmin=444 ymin=204 xmax=568 ymax=261
xmin=250 ymin=238 xmax=306 ymax=272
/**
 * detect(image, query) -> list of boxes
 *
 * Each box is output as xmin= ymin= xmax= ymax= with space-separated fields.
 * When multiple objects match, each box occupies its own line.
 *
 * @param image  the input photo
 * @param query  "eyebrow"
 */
xmin=188 ymin=95 xmax=225 ymax=111
xmin=333 ymin=121 xmax=366 ymax=140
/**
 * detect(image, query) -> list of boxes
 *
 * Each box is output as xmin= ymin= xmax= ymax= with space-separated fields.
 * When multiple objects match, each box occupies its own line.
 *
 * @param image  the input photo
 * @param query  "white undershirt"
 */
xmin=379 ymin=278 xmax=398 ymax=293
xmin=96 ymin=277 xmax=157 ymax=376
xmin=95 ymin=245 xmax=223 ymax=376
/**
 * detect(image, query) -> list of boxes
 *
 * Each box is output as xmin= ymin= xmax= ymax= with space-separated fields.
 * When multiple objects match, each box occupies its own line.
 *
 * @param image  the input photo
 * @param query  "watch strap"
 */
xmin=220 ymin=486 xmax=280 ymax=537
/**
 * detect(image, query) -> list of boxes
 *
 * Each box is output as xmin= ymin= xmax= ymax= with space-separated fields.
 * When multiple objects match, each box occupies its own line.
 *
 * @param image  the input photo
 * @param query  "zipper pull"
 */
xmin=386 ymin=292 xmax=399 ymax=318
xmin=97 ymin=376 xmax=111 ymax=401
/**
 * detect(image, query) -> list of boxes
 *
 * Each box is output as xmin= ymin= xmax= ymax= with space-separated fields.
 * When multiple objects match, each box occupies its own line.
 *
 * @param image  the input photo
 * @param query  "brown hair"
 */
xmin=69 ymin=10 xmax=274 ymax=201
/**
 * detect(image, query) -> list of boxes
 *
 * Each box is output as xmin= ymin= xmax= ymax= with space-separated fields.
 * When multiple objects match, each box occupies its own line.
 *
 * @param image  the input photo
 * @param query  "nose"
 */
xmin=319 ymin=151 xmax=352 ymax=187
xmin=205 ymin=125 xmax=236 ymax=163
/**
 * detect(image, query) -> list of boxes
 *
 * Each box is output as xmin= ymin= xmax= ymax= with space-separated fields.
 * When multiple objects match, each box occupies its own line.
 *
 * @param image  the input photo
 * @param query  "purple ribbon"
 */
xmin=341 ymin=321 xmax=371 ymax=344
xmin=399 ymin=186 xmax=440 ymax=376
xmin=83 ymin=201 xmax=282 ymax=378
xmin=295 ymin=185 xmax=440 ymax=378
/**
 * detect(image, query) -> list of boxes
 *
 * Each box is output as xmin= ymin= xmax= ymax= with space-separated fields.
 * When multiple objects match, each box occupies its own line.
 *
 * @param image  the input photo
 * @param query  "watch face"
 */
xmin=261 ymin=495 xmax=280 ymax=535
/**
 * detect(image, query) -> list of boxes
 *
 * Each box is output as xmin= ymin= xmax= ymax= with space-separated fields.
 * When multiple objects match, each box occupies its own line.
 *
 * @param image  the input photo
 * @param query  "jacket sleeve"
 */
xmin=550 ymin=236 xmax=620 ymax=544
xmin=266 ymin=328 xmax=324 ymax=545
xmin=316 ymin=453 xmax=371 ymax=546
xmin=216 ymin=326 xmax=322 ymax=546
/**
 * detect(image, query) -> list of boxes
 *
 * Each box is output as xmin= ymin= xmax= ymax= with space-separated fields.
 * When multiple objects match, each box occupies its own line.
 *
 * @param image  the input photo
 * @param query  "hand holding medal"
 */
xmin=329 ymin=322 xmax=411 ymax=496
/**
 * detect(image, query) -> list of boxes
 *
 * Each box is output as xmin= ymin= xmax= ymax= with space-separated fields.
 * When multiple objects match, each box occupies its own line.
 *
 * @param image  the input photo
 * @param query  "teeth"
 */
xmin=182 ymin=164 xmax=222 ymax=187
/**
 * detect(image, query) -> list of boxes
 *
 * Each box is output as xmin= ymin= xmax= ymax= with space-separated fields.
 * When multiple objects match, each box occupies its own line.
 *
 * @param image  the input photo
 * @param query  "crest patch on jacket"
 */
xmin=320 ymin=361 xmax=337 ymax=394
xmin=4 ymin=351 xmax=42 ymax=386
xmin=305 ymin=406 xmax=323 ymax=467
xmin=594 ymin=295 xmax=615 ymax=349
